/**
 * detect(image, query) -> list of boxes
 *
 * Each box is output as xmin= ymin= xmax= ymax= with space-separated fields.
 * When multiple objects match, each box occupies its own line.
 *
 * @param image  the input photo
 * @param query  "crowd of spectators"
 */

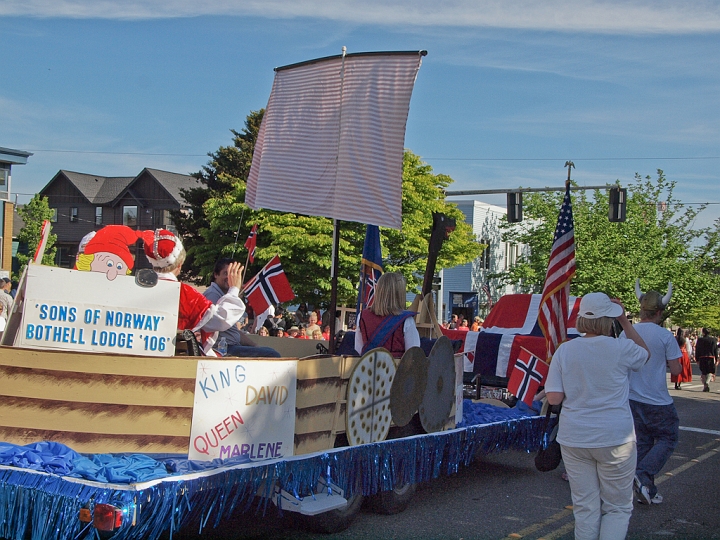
xmin=439 ymin=313 xmax=484 ymax=331
xmin=237 ymin=301 xmax=349 ymax=341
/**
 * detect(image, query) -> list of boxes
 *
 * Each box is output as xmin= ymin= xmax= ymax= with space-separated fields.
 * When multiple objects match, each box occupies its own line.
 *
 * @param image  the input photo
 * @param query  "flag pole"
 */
xmin=327 ymin=46 xmax=347 ymax=355
xmin=241 ymin=251 xmax=250 ymax=287
xmin=564 ymin=160 xmax=574 ymax=187
xmin=230 ymin=207 xmax=246 ymax=258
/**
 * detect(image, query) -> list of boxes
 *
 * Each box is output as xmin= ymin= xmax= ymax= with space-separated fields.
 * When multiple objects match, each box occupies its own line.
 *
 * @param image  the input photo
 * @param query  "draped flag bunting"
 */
xmin=537 ymin=183 xmax=576 ymax=362
xmin=244 ymin=224 xmax=258 ymax=263
xmin=451 ymin=293 xmax=581 ymax=377
xmin=356 ymin=225 xmax=383 ymax=315
xmin=242 ymin=256 xmax=295 ymax=315
xmin=246 ymin=51 xmax=425 ymax=229
xmin=507 ymin=347 xmax=549 ymax=407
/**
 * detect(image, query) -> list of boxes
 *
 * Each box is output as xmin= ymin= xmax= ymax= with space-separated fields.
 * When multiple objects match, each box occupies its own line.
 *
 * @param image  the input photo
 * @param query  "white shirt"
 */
xmin=624 ymin=322 xmax=682 ymax=406
xmin=545 ymin=335 xmax=648 ymax=448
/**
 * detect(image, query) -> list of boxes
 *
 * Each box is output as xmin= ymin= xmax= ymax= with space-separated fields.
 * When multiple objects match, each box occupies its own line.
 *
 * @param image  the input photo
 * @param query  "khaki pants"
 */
xmin=561 ymin=441 xmax=636 ymax=540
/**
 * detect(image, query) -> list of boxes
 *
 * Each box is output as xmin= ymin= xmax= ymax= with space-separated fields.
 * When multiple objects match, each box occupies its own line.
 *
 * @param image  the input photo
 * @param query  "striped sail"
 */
xmin=246 ymin=51 xmax=425 ymax=230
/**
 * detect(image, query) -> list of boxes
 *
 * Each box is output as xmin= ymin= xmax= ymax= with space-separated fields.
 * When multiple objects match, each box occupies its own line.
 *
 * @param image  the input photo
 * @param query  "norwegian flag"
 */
xmin=242 ymin=255 xmax=294 ymax=315
xmin=537 ymin=183 xmax=576 ymax=362
xmin=507 ymin=347 xmax=549 ymax=407
xmin=244 ymin=224 xmax=258 ymax=263
xmin=450 ymin=293 xmax=580 ymax=378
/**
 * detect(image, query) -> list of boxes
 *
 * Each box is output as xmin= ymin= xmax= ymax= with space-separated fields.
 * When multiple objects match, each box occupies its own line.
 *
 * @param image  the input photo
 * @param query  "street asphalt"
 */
xmin=190 ymin=362 xmax=720 ymax=540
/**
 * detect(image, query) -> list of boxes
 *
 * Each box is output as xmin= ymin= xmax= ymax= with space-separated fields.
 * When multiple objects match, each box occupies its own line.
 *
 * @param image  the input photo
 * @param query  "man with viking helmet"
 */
xmin=624 ymin=280 xmax=682 ymax=506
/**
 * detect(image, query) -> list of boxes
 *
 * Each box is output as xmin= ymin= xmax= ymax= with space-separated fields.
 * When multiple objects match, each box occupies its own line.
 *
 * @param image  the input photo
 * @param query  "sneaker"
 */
xmin=704 ymin=385 xmax=710 ymax=392
xmin=637 ymin=484 xmax=663 ymax=505
xmin=633 ymin=475 xmax=643 ymax=493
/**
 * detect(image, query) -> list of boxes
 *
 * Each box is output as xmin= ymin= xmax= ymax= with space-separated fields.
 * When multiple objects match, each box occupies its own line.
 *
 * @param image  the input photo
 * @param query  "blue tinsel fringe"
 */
xmin=0 ymin=403 xmax=543 ymax=540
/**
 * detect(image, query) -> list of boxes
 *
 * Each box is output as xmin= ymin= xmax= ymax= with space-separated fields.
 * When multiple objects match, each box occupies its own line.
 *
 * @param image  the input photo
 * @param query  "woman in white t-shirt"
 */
xmin=546 ymin=293 xmax=649 ymax=540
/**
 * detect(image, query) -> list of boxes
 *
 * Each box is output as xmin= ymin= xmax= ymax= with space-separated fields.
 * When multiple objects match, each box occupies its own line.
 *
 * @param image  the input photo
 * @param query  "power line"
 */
xmin=424 ymin=156 xmax=720 ymax=162
xmin=25 ymin=149 xmax=208 ymax=157
xmin=21 ymin=149 xmax=720 ymax=161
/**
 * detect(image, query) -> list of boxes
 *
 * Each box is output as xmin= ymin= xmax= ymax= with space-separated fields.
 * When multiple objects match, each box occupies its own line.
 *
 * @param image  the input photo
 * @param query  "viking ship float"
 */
xmin=0 ymin=49 xmax=546 ymax=540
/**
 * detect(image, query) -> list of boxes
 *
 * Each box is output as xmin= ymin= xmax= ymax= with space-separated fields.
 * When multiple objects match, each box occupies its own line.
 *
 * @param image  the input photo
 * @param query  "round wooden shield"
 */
xmin=419 ymin=336 xmax=456 ymax=433
xmin=390 ymin=347 xmax=429 ymax=427
xmin=346 ymin=348 xmax=396 ymax=446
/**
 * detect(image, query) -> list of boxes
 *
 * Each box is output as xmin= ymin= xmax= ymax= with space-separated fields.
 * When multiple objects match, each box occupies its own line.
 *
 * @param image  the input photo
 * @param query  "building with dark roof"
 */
xmin=40 ymin=168 xmax=200 ymax=267
xmin=0 ymin=146 xmax=33 ymax=273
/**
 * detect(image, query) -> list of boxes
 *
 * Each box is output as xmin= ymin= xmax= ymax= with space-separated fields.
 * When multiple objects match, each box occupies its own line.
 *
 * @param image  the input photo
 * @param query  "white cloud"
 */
xmin=3 ymin=0 xmax=720 ymax=34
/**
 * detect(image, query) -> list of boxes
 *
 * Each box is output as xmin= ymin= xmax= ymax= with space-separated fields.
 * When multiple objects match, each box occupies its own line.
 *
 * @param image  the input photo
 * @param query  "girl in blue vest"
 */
xmin=354 ymin=272 xmax=420 ymax=357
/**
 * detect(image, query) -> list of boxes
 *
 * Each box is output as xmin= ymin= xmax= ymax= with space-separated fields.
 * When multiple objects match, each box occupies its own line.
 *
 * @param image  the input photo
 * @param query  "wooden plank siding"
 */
xmin=42 ymin=175 xmax=97 ymax=244
xmin=0 ymin=346 xmax=358 ymax=456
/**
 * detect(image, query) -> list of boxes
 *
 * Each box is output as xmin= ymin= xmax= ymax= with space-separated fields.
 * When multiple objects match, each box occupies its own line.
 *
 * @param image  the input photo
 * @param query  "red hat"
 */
xmin=84 ymin=225 xmax=142 ymax=270
xmin=141 ymin=229 xmax=184 ymax=268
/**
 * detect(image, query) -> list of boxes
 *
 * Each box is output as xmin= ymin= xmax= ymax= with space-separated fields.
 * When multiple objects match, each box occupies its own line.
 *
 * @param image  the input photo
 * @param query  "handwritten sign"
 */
xmin=188 ymin=359 xmax=297 ymax=462
xmin=18 ymin=265 xmax=179 ymax=357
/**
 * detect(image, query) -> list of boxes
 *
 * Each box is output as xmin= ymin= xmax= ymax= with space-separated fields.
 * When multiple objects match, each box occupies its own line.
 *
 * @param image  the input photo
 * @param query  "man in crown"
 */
xmin=141 ymin=229 xmax=246 ymax=356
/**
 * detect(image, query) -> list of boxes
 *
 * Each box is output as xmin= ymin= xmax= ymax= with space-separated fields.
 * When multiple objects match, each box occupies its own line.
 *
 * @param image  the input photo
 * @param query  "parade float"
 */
xmin=0 ymin=263 xmax=545 ymax=540
xmin=0 ymin=50 xmax=550 ymax=540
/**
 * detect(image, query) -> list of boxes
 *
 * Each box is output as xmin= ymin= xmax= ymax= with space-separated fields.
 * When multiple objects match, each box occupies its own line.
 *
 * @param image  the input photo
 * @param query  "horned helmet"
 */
xmin=634 ymin=279 xmax=672 ymax=313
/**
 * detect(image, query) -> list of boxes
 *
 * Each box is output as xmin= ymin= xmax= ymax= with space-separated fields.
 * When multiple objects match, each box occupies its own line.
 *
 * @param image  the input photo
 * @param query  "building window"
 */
xmin=480 ymin=238 xmax=491 ymax=270
xmin=163 ymin=209 xmax=178 ymax=233
xmin=70 ymin=207 xmax=78 ymax=222
xmin=51 ymin=208 xmax=58 ymax=222
xmin=504 ymin=243 xmax=520 ymax=270
xmin=0 ymin=167 xmax=7 ymax=187
xmin=123 ymin=206 xmax=137 ymax=227
xmin=95 ymin=206 xmax=102 ymax=225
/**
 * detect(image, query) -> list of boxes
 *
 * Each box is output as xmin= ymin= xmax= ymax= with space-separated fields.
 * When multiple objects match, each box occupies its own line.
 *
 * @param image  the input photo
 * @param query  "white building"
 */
xmin=439 ymin=199 xmax=529 ymax=323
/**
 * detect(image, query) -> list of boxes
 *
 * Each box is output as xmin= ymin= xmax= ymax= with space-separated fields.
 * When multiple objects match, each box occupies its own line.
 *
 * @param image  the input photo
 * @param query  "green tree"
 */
xmin=17 ymin=195 xmax=57 ymax=272
xmin=171 ymin=109 xmax=265 ymax=282
xmin=496 ymin=171 xmax=720 ymax=323
xmin=196 ymin=150 xmax=483 ymax=307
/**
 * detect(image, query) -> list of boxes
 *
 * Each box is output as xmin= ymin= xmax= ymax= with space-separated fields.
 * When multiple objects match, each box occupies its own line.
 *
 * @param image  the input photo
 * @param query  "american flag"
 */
xmin=244 ymin=224 xmax=258 ymax=263
xmin=537 ymin=183 xmax=576 ymax=362
xmin=242 ymin=255 xmax=295 ymax=315
xmin=481 ymin=281 xmax=493 ymax=309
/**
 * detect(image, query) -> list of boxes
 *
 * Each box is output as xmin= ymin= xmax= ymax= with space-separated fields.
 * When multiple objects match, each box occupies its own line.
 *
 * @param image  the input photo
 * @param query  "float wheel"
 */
xmin=367 ymin=481 xmax=417 ymax=515
xmin=303 ymin=477 xmax=364 ymax=534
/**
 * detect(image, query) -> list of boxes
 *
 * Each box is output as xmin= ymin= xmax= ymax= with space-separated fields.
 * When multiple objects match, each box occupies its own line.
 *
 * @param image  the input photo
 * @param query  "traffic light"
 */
xmin=609 ymin=187 xmax=627 ymax=222
xmin=432 ymin=274 xmax=442 ymax=291
xmin=507 ymin=192 xmax=523 ymax=223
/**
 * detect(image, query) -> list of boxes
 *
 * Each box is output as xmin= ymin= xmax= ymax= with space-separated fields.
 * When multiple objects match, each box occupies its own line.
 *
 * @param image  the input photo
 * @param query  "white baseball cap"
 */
xmin=578 ymin=292 xmax=623 ymax=319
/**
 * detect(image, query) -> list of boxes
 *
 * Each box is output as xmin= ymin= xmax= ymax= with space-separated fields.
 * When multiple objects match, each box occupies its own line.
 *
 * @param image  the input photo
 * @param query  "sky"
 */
xmin=2 ymin=0 xmax=720 ymax=230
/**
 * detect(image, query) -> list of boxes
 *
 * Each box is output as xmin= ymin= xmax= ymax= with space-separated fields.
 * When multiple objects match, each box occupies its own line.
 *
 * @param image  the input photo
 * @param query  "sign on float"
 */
xmin=16 ymin=265 xmax=179 ymax=357
xmin=188 ymin=359 xmax=297 ymax=462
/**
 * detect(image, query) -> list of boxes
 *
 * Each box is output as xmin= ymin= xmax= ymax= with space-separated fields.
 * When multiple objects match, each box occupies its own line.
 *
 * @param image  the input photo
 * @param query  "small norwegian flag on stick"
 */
xmin=242 ymin=255 xmax=295 ymax=315
xmin=244 ymin=224 xmax=258 ymax=263
xmin=508 ymin=347 xmax=549 ymax=407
